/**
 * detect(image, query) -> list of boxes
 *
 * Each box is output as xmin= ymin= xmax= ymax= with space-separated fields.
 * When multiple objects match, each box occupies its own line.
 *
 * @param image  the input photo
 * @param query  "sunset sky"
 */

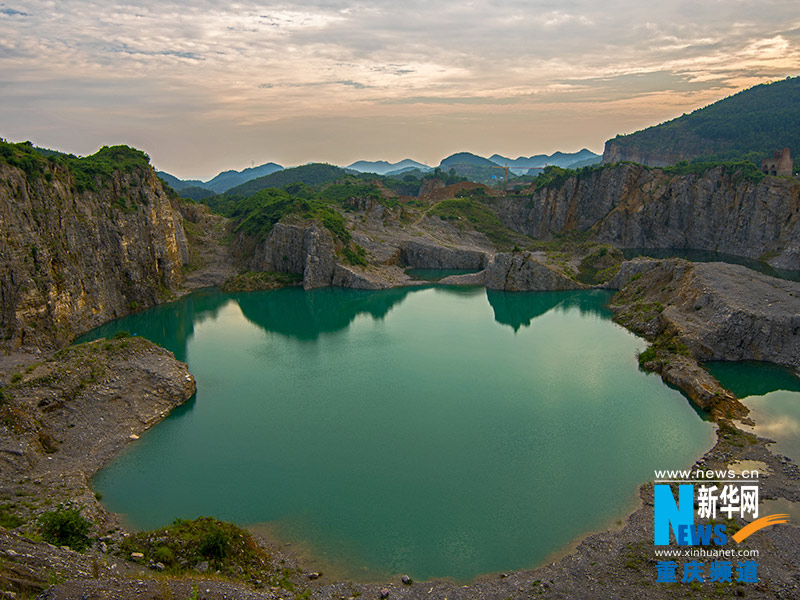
xmin=1 ymin=1 xmax=799 ymax=179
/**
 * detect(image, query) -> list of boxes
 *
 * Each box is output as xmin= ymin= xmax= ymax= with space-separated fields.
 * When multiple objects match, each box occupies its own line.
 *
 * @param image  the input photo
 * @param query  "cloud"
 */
xmin=0 ymin=6 xmax=30 ymax=17
xmin=1 ymin=0 xmax=799 ymax=176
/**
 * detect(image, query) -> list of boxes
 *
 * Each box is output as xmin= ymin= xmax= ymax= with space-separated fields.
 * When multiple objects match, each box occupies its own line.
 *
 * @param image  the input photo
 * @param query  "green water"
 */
xmin=85 ymin=286 xmax=714 ymax=581
xmin=706 ymin=361 xmax=800 ymax=462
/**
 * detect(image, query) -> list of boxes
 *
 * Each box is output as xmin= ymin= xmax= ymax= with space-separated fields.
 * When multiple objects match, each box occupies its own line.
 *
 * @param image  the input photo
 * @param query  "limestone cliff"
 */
xmin=250 ymin=222 xmax=385 ymax=290
xmin=493 ymin=164 xmax=800 ymax=269
xmin=400 ymin=240 xmax=489 ymax=270
xmin=484 ymin=252 xmax=584 ymax=291
xmin=601 ymin=141 xmax=702 ymax=167
xmin=0 ymin=161 xmax=189 ymax=349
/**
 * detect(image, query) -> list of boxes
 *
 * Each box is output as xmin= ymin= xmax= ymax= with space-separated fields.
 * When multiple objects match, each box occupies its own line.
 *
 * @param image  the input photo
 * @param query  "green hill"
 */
xmin=0 ymin=140 xmax=151 ymax=193
xmin=437 ymin=153 xmax=512 ymax=185
xmin=603 ymin=77 xmax=800 ymax=169
xmin=224 ymin=163 xmax=351 ymax=198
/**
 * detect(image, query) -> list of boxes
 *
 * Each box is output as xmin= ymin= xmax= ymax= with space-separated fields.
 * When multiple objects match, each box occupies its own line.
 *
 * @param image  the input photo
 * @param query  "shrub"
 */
xmin=38 ymin=504 xmax=91 ymax=551
xmin=199 ymin=527 xmax=231 ymax=560
xmin=637 ymin=346 xmax=657 ymax=368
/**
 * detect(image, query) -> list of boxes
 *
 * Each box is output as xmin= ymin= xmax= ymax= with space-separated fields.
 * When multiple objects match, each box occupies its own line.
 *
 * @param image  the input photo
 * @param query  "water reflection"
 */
xmin=486 ymin=289 xmax=612 ymax=332
xmin=707 ymin=361 xmax=800 ymax=462
xmin=235 ymin=286 xmax=415 ymax=341
xmin=705 ymin=361 xmax=800 ymax=398
xmin=83 ymin=285 xmax=714 ymax=581
xmin=74 ymin=289 xmax=232 ymax=361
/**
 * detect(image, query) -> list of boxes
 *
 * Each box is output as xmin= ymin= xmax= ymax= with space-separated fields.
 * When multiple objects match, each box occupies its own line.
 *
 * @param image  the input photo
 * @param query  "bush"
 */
xmin=637 ymin=346 xmax=657 ymax=368
xmin=200 ymin=527 xmax=231 ymax=560
xmin=38 ymin=504 xmax=91 ymax=551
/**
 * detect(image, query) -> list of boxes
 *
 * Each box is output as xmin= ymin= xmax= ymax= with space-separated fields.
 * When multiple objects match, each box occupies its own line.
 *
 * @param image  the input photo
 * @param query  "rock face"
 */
xmin=603 ymin=257 xmax=661 ymax=290
xmin=484 ymin=253 xmax=585 ymax=291
xmin=493 ymin=164 xmax=800 ymax=269
xmin=601 ymin=141 xmax=696 ymax=167
xmin=0 ymin=163 xmax=189 ymax=349
xmin=252 ymin=223 xmax=385 ymax=290
xmin=611 ymin=258 xmax=800 ymax=368
xmin=400 ymin=240 xmax=489 ymax=269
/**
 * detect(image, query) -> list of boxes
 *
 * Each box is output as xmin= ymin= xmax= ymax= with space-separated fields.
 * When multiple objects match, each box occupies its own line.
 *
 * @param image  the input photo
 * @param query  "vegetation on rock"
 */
xmin=0 ymin=139 xmax=151 ymax=194
xmin=430 ymin=197 xmax=522 ymax=250
xmin=117 ymin=516 xmax=303 ymax=588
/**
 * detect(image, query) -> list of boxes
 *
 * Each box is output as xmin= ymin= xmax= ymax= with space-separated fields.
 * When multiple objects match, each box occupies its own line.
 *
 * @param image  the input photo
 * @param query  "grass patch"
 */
xmin=118 ymin=517 xmax=279 ymax=582
xmin=0 ymin=503 xmax=25 ymax=529
xmin=637 ymin=333 xmax=691 ymax=370
xmin=429 ymin=197 xmax=521 ymax=250
xmin=577 ymin=245 xmax=624 ymax=284
xmin=342 ymin=243 xmax=368 ymax=267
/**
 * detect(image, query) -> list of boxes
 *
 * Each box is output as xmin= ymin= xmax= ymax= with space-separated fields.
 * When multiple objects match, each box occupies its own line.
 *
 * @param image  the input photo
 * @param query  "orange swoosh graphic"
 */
xmin=733 ymin=514 xmax=790 ymax=543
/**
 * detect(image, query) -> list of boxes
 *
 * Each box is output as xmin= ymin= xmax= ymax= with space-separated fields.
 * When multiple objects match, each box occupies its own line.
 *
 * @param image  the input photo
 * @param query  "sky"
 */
xmin=1 ymin=1 xmax=799 ymax=180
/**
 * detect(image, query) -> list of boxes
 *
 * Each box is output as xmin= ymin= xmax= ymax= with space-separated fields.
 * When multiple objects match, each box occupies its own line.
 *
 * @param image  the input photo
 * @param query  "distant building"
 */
xmin=761 ymin=148 xmax=793 ymax=176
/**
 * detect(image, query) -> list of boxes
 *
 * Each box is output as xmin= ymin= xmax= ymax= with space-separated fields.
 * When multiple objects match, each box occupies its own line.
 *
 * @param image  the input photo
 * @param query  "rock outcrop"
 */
xmin=251 ymin=222 xmax=386 ymax=290
xmin=484 ymin=252 xmax=585 ymax=291
xmin=493 ymin=164 xmax=800 ymax=269
xmin=0 ymin=162 xmax=189 ymax=349
xmin=601 ymin=141 xmax=696 ymax=167
xmin=610 ymin=258 xmax=800 ymax=368
xmin=400 ymin=240 xmax=489 ymax=270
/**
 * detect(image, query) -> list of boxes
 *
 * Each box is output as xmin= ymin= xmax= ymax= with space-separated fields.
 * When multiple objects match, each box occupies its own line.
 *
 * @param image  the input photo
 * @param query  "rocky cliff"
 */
xmin=483 ymin=252 xmax=583 ymax=291
xmin=400 ymin=240 xmax=489 ymax=270
xmin=493 ymin=164 xmax=800 ymax=269
xmin=601 ymin=141 xmax=702 ymax=167
xmin=250 ymin=222 xmax=386 ymax=289
xmin=0 ymin=159 xmax=189 ymax=349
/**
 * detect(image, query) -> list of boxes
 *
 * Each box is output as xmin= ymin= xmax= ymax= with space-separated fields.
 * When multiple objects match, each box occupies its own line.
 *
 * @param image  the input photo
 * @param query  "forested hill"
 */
xmin=603 ymin=77 xmax=800 ymax=168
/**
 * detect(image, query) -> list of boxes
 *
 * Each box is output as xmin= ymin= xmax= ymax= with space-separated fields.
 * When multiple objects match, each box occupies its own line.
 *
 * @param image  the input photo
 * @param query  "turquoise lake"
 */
xmin=83 ymin=286 xmax=714 ymax=581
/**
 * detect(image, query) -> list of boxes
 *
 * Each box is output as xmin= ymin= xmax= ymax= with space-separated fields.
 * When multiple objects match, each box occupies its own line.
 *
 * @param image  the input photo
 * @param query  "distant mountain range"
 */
xmin=223 ymin=164 xmax=354 ymax=199
xmin=433 ymin=150 xmax=601 ymax=183
xmin=156 ymin=162 xmax=283 ymax=195
xmin=347 ymin=159 xmax=431 ymax=175
xmin=158 ymin=149 xmax=601 ymax=199
xmin=603 ymin=76 xmax=800 ymax=168
xmin=488 ymin=149 xmax=600 ymax=170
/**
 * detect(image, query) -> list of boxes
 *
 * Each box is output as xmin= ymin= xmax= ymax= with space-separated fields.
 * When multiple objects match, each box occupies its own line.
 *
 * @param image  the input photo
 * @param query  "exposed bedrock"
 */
xmin=492 ymin=163 xmax=800 ymax=269
xmin=251 ymin=222 xmax=385 ymax=290
xmin=484 ymin=252 xmax=585 ymax=291
xmin=610 ymin=258 xmax=800 ymax=368
xmin=399 ymin=240 xmax=489 ymax=270
xmin=0 ymin=163 xmax=189 ymax=349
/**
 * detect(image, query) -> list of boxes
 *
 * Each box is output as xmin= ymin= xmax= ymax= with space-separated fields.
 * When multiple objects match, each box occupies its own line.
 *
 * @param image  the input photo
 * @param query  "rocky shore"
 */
xmin=0 ymin=337 xmax=196 ymax=595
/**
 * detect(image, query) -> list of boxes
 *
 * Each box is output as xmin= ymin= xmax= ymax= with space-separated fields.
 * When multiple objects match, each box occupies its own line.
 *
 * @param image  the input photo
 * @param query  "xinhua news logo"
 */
xmin=651 ymin=468 xmax=789 ymax=585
